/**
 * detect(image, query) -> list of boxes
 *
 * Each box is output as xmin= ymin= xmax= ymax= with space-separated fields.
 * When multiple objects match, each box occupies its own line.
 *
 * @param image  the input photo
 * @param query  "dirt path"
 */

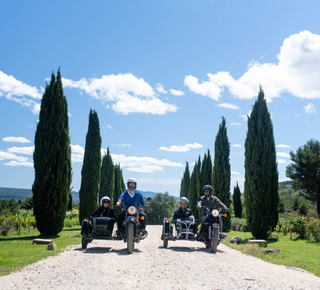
xmin=1 ymin=225 xmax=320 ymax=290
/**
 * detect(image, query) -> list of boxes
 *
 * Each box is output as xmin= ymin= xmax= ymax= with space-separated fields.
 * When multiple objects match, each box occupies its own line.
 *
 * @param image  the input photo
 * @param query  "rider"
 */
xmin=197 ymin=185 xmax=229 ymax=239
xmin=90 ymin=196 xmax=117 ymax=219
xmin=172 ymin=197 xmax=196 ymax=235
xmin=116 ymin=178 xmax=147 ymax=235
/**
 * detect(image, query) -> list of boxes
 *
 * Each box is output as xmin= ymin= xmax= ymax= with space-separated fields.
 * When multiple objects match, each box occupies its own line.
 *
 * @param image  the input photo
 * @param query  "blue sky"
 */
xmin=0 ymin=1 xmax=319 ymax=197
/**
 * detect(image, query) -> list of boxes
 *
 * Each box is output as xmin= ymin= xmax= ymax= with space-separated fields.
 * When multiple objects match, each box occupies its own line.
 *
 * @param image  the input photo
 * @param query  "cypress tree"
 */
xmin=99 ymin=148 xmax=115 ymax=204
xmin=213 ymin=117 xmax=231 ymax=231
xmin=114 ymin=164 xmax=125 ymax=204
xmin=188 ymin=160 xmax=200 ymax=221
xmin=32 ymin=68 xmax=72 ymax=235
xmin=233 ymin=182 xmax=242 ymax=218
xmin=244 ymin=87 xmax=279 ymax=239
xmin=79 ymin=109 xmax=102 ymax=223
xmin=201 ymin=149 xmax=213 ymax=186
xmin=180 ymin=162 xmax=190 ymax=198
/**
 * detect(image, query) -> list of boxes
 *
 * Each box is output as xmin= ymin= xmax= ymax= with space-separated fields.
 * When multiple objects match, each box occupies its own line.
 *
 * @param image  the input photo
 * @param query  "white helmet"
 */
xmin=179 ymin=197 xmax=189 ymax=204
xmin=127 ymin=177 xmax=137 ymax=188
xmin=100 ymin=196 xmax=111 ymax=206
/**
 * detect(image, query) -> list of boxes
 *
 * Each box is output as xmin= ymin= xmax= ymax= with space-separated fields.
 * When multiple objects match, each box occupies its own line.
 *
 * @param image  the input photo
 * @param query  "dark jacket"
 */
xmin=90 ymin=207 xmax=117 ymax=219
xmin=200 ymin=195 xmax=228 ymax=215
xmin=172 ymin=207 xmax=193 ymax=223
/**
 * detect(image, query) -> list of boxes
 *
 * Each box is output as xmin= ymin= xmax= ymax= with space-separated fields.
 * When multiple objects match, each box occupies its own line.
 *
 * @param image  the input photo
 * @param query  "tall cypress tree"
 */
xmin=188 ymin=160 xmax=201 ymax=221
xmin=99 ymin=147 xmax=115 ymax=204
xmin=32 ymin=69 xmax=72 ymax=235
xmin=201 ymin=149 xmax=213 ymax=186
xmin=114 ymin=164 xmax=125 ymax=204
xmin=180 ymin=162 xmax=190 ymax=198
xmin=244 ymin=87 xmax=279 ymax=239
xmin=213 ymin=117 xmax=231 ymax=231
xmin=79 ymin=109 xmax=102 ymax=223
xmin=233 ymin=182 xmax=242 ymax=218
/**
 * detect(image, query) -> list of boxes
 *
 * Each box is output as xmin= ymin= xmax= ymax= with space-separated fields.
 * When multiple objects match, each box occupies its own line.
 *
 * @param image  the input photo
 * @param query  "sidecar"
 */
xmin=81 ymin=217 xmax=119 ymax=249
xmin=161 ymin=218 xmax=198 ymax=248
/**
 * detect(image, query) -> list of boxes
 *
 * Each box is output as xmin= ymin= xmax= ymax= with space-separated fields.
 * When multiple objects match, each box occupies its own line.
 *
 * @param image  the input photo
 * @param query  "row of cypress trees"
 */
xmin=179 ymin=87 xmax=279 ymax=238
xmin=32 ymin=69 xmax=125 ymax=235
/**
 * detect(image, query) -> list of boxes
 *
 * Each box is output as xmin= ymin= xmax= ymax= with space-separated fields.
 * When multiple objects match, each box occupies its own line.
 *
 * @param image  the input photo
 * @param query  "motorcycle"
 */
xmin=81 ymin=204 xmax=148 ymax=254
xmin=161 ymin=204 xmax=228 ymax=253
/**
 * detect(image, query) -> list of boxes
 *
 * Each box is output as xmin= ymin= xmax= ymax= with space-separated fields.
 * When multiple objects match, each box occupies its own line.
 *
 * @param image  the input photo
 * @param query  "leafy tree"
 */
xmin=32 ymin=69 xmax=72 ymax=235
xmin=213 ymin=117 xmax=231 ymax=231
xmin=286 ymin=139 xmax=320 ymax=215
xmin=233 ymin=182 xmax=242 ymax=218
xmin=99 ymin=148 xmax=115 ymax=204
xmin=180 ymin=162 xmax=190 ymax=198
xmin=79 ymin=109 xmax=102 ymax=223
xmin=244 ymin=88 xmax=279 ymax=239
xmin=146 ymin=192 xmax=177 ymax=224
xmin=67 ymin=192 xmax=73 ymax=211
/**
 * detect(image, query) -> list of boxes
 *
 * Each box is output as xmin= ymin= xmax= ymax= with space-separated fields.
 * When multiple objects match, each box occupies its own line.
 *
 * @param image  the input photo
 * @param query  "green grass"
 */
xmin=225 ymin=231 xmax=320 ymax=277
xmin=0 ymin=226 xmax=81 ymax=277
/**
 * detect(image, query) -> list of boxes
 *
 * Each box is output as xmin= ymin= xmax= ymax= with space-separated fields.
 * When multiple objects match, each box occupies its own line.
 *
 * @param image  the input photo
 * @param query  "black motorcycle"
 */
xmin=81 ymin=204 xmax=148 ymax=254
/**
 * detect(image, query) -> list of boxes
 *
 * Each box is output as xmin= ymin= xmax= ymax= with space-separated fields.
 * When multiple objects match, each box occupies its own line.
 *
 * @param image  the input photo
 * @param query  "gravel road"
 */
xmin=1 ymin=225 xmax=320 ymax=290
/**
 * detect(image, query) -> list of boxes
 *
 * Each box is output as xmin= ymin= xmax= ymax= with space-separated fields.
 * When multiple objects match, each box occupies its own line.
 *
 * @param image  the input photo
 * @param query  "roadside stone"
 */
xmin=47 ymin=242 xmax=57 ymax=251
xmin=263 ymin=249 xmax=280 ymax=254
xmin=230 ymin=237 xmax=242 ymax=244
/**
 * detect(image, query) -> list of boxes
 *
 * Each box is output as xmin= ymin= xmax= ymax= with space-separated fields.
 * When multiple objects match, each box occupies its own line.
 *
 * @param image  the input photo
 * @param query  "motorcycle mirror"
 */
xmin=197 ymin=197 xmax=202 ymax=201
xmin=146 ymin=197 xmax=152 ymax=202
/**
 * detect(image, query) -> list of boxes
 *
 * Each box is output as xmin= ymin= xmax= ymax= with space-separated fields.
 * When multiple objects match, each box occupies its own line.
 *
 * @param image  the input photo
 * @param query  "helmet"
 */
xmin=100 ymin=196 xmax=111 ymax=206
xmin=127 ymin=177 xmax=137 ymax=188
xmin=203 ymin=185 xmax=213 ymax=194
xmin=179 ymin=197 xmax=189 ymax=204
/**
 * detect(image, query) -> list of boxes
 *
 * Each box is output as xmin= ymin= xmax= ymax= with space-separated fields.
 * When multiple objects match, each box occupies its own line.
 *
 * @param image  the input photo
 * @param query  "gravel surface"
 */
xmin=1 ymin=225 xmax=320 ymax=290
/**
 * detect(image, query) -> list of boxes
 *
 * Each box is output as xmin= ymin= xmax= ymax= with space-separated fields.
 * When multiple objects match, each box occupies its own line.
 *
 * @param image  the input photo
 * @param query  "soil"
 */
xmin=1 ymin=225 xmax=320 ymax=290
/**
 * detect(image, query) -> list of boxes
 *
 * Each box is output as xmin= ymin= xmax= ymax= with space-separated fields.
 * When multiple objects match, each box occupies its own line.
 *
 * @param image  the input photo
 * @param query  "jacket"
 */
xmin=200 ymin=195 xmax=228 ymax=215
xmin=90 ymin=207 xmax=117 ymax=219
xmin=172 ymin=207 xmax=193 ymax=223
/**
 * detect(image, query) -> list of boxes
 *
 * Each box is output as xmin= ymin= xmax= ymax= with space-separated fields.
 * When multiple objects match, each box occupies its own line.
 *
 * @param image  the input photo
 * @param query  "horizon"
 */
xmin=1 ymin=1 xmax=319 ymax=197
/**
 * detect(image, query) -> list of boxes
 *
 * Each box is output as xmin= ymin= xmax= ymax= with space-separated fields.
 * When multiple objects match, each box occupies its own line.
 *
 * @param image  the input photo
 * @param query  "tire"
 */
xmin=163 ymin=238 xmax=168 ymax=248
xmin=210 ymin=228 xmax=219 ymax=253
xmin=127 ymin=223 xmax=135 ymax=254
xmin=81 ymin=237 xmax=88 ymax=249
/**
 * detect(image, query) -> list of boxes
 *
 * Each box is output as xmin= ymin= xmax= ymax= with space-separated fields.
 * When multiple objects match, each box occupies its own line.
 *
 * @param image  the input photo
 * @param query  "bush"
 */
xmin=306 ymin=218 xmax=320 ymax=242
xmin=292 ymin=217 xmax=308 ymax=239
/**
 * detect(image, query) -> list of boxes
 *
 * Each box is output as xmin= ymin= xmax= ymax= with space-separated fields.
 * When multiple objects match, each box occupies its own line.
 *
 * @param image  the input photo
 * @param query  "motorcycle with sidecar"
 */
xmin=81 ymin=204 xmax=148 ymax=254
xmin=161 ymin=204 xmax=228 ymax=252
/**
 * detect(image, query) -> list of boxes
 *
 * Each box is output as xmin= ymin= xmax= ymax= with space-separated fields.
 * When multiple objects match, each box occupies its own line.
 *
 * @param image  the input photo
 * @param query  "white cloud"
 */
xmin=185 ymin=31 xmax=320 ymax=101
xmin=304 ymin=103 xmax=317 ymax=114
xmin=159 ymin=143 xmax=203 ymax=152
xmin=156 ymin=83 xmax=167 ymax=94
xmin=4 ymin=160 xmax=33 ymax=167
xmin=277 ymin=144 xmax=290 ymax=148
xmin=217 ymin=103 xmax=239 ymax=110
xmin=170 ymin=89 xmax=185 ymax=96
xmin=0 ymin=71 xmax=41 ymax=114
xmin=277 ymin=158 xmax=287 ymax=164
xmin=71 ymin=144 xmax=85 ymax=163
xmin=232 ymin=144 xmax=242 ymax=148
xmin=230 ymin=122 xmax=242 ymax=126
xmin=231 ymin=171 xmax=240 ymax=175
xmin=277 ymin=152 xmax=290 ymax=158
xmin=63 ymin=73 xmax=177 ymax=115
xmin=112 ymin=143 xmax=132 ymax=147
xmin=0 ymin=151 xmax=29 ymax=162
xmin=7 ymin=146 xmax=34 ymax=155
xmin=3 ymin=137 xmax=31 ymax=143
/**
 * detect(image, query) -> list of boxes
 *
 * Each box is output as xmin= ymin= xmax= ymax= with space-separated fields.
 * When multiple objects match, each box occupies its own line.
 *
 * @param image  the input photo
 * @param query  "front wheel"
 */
xmin=127 ymin=223 xmax=135 ymax=254
xmin=163 ymin=238 xmax=168 ymax=248
xmin=82 ymin=237 xmax=88 ymax=249
xmin=210 ymin=228 xmax=219 ymax=253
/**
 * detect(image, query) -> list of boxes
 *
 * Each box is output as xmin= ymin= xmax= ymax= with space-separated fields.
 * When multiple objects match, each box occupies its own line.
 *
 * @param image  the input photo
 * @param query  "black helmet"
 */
xmin=203 ymin=185 xmax=213 ymax=194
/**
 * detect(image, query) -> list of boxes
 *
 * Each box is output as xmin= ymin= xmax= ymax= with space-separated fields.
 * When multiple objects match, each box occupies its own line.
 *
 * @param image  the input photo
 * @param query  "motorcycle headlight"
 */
xmin=211 ymin=210 xmax=219 ymax=217
xmin=127 ymin=206 xmax=137 ymax=215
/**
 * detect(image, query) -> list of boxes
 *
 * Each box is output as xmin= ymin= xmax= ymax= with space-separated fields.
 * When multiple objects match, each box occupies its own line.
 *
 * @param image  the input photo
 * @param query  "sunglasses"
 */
xmin=103 ymin=200 xmax=111 ymax=204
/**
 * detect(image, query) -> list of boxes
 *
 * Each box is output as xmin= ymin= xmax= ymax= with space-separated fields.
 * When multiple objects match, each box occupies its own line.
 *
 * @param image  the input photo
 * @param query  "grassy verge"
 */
xmin=0 ymin=226 xmax=81 ymax=277
xmin=224 ymin=231 xmax=320 ymax=277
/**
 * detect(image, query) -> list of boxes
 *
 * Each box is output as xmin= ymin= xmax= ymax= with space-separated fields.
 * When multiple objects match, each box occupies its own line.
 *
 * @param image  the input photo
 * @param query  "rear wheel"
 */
xmin=210 ymin=228 xmax=219 ymax=252
xmin=81 ymin=237 xmax=88 ymax=249
xmin=127 ymin=223 xmax=135 ymax=254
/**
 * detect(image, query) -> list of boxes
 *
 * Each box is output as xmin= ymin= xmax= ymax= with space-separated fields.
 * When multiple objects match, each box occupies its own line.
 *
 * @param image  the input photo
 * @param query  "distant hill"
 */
xmin=0 ymin=187 xmax=158 ymax=204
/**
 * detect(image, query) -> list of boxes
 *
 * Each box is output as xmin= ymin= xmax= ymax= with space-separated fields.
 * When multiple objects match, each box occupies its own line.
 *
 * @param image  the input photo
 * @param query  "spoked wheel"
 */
xmin=163 ymin=238 xmax=168 ymax=248
xmin=81 ymin=237 xmax=88 ymax=249
xmin=210 ymin=228 xmax=219 ymax=252
xmin=127 ymin=223 xmax=135 ymax=254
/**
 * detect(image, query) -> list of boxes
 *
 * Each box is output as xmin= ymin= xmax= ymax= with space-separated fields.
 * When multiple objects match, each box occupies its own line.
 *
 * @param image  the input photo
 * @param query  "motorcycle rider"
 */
xmin=172 ymin=197 xmax=196 ymax=235
xmin=116 ymin=178 xmax=147 ymax=235
xmin=90 ymin=196 xmax=117 ymax=219
xmin=197 ymin=185 xmax=228 ymax=240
